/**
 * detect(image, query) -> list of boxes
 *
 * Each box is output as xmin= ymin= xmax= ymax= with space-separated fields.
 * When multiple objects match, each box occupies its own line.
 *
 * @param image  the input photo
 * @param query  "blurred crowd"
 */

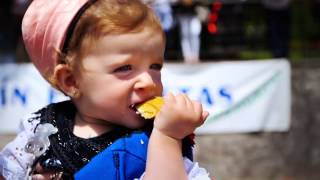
xmin=0 ymin=0 xmax=31 ymax=63
xmin=1 ymin=0 xmax=320 ymax=64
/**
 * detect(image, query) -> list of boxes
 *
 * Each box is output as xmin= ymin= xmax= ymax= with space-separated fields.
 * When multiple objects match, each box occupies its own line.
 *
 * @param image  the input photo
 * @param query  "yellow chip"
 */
xmin=136 ymin=96 xmax=164 ymax=119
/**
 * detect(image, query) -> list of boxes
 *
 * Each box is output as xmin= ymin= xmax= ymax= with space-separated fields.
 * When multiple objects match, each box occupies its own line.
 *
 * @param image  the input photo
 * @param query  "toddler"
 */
xmin=0 ymin=0 xmax=210 ymax=179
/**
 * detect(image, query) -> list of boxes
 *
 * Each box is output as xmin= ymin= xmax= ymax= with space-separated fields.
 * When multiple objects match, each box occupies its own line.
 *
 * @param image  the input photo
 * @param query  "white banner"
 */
xmin=162 ymin=59 xmax=291 ymax=134
xmin=0 ymin=63 xmax=68 ymax=134
xmin=0 ymin=59 xmax=291 ymax=134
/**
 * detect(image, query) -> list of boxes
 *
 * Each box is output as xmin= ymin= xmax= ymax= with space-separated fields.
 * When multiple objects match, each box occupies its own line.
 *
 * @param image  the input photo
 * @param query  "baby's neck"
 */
xmin=73 ymin=113 xmax=114 ymax=139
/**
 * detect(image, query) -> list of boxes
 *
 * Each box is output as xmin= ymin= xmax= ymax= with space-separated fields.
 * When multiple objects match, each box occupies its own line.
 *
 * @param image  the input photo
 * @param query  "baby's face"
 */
xmin=73 ymin=28 xmax=165 ymax=129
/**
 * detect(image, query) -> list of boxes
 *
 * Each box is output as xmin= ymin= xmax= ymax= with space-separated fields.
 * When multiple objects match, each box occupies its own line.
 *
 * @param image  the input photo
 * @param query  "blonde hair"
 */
xmin=58 ymin=0 xmax=164 ymax=73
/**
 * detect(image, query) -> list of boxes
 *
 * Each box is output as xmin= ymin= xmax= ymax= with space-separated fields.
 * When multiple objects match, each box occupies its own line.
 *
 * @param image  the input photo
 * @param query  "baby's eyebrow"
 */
xmin=151 ymin=56 xmax=164 ymax=64
xmin=103 ymin=54 xmax=133 ymax=65
xmin=113 ymin=57 xmax=134 ymax=65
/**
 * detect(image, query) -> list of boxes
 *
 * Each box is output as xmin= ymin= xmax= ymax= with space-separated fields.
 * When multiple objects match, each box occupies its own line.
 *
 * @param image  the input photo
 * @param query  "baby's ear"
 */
xmin=53 ymin=64 xmax=80 ymax=98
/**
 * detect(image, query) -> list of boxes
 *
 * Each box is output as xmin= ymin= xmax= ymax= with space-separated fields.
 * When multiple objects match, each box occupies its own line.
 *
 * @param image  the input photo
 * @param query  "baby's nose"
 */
xmin=134 ymin=72 xmax=157 ymax=90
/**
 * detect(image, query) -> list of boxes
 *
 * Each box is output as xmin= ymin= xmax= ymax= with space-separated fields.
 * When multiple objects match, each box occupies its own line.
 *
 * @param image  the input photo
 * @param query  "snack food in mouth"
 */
xmin=135 ymin=97 xmax=164 ymax=119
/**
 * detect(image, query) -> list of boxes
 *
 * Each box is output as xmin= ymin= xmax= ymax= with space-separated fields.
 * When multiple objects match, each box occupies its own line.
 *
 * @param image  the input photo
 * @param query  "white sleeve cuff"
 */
xmin=136 ymin=157 xmax=211 ymax=180
xmin=184 ymin=157 xmax=211 ymax=180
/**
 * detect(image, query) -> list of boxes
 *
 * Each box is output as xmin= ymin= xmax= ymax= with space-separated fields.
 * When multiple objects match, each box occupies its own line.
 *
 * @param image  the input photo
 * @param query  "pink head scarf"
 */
xmin=22 ymin=0 xmax=93 ymax=80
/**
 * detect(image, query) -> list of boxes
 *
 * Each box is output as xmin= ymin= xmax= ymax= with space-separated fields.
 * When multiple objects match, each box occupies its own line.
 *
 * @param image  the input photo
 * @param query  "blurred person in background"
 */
xmin=312 ymin=0 xmax=320 ymax=23
xmin=148 ymin=0 xmax=175 ymax=32
xmin=0 ymin=0 xmax=14 ymax=62
xmin=11 ymin=0 xmax=32 ymax=62
xmin=262 ymin=0 xmax=291 ymax=58
xmin=174 ymin=0 xmax=202 ymax=63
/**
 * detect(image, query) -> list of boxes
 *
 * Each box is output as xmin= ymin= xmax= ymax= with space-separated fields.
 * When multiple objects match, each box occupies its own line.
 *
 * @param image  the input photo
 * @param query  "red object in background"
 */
xmin=209 ymin=13 xmax=218 ymax=22
xmin=188 ymin=133 xmax=195 ymax=145
xmin=207 ymin=1 xmax=222 ymax=34
xmin=208 ymin=23 xmax=218 ymax=34
xmin=212 ymin=1 xmax=222 ymax=11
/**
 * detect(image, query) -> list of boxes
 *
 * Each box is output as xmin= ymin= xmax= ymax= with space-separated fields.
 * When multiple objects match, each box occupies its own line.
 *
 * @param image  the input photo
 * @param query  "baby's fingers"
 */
xmin=32 ymin=164 xmax=62 ymax=180
xmin=32 ymin=172 xmax=62 ymax=180
xmin=192 ymin=101 xmax=209 ymax=125
xmin=192 ymin=100 xmax=203 ymax=116
xmin=181 ymin=93 xmax=193 ymax=109
xmin=164 ymin=92 xmax=175 ymax=103
xmin=32 ymin=174 xmax=49 ymax=180
xmin=202 ymin=111 xmax=209 ymax=122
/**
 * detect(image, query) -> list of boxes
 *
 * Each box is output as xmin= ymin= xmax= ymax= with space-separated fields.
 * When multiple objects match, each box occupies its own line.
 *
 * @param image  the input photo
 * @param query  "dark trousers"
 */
xmin=265 ymin=7 xmax=291 ymax=58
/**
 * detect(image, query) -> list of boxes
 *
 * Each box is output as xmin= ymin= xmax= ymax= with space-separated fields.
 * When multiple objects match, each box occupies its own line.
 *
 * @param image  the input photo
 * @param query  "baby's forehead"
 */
xmin=81 ymin=29 xmax=165 ymax=57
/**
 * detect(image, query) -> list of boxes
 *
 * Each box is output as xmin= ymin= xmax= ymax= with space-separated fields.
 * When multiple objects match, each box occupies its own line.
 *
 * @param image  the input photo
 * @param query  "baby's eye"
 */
xmin=150 ymin=63 xmax=162 ymax=71
xmin=113 ymin=65 xmax=132 ymax=73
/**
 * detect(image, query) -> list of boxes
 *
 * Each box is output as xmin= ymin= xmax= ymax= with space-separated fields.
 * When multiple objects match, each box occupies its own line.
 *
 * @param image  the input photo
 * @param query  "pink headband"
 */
xmin=22 ymin=0 xmax=93 ymax=79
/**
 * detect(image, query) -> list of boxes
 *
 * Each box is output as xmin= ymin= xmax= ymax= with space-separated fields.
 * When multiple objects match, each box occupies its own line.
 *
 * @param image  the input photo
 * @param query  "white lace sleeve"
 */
xmin=0 ymin=114 xmax=40 ymax=180
xmin=183 ymin=157 xmax=211 ymax=180
xmin=135 ymin=157 xmax=211 ymax=180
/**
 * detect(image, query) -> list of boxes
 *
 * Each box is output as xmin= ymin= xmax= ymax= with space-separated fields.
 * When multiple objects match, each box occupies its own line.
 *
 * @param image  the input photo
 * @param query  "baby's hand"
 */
xmin=31 ymin=163 xmax=62 ymax=180
xmin=154 ymin=93 xmax=209 ymax=140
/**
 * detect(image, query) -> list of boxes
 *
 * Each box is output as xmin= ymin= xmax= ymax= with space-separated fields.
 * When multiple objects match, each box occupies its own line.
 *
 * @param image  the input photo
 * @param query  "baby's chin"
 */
xmin=124 ymin=117 xmax=149 ymax=130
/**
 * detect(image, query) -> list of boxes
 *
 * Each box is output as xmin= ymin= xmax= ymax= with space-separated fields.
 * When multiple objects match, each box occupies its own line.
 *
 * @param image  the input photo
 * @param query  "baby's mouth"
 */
xmin=129 ymin=104 xmax=140 ymax=115
xmin=131 ymin=97 xmax=164 ymax=120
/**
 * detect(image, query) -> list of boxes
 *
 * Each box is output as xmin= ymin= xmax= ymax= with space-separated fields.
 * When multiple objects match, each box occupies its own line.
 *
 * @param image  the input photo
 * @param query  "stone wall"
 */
xmin=195 ymin=61 xmax=320 ymax=180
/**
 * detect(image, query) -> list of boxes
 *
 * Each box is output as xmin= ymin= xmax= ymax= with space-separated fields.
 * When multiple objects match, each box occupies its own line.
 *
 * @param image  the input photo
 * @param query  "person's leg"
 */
xmin=189 ymin=15 xmax=201 ymax=62
xmin=179 ymin=15 xmax=193 ymax=62
xmin=266 ymin=7 xmax=290 ymax=58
